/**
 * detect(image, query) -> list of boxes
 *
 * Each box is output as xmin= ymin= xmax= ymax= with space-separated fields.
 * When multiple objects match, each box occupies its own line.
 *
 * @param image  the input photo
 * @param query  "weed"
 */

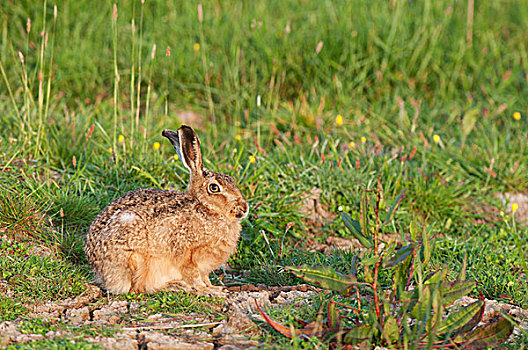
xmin=121 ymin=290 xmax=224 ymax=318
xmin=18 ymin=319 xmax=57 ymax=335
xmin=0 ymin=298 xmax=28 ymax=321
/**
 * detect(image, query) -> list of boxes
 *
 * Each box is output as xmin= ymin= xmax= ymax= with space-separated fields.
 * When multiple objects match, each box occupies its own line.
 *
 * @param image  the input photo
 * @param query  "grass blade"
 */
xmin=383 ymin=189 xmax=407 ymax=226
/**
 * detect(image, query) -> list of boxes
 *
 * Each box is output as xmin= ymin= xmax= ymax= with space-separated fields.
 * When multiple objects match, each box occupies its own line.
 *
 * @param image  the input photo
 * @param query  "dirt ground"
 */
xmin=1 ymin=281 xmax=527 ymax=349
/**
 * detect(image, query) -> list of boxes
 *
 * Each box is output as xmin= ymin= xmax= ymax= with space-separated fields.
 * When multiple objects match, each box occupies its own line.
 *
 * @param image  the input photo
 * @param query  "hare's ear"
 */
xmin=177 ymin=125 xmax=203 ymax=175
xmin=162 ymin=128 xmax=183 ymax=162
xmin=162 ymin=126 xmax=203 ymax=176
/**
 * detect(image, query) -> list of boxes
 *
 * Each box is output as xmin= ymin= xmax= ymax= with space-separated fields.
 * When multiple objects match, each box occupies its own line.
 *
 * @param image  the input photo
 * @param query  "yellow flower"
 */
xmin=348 ymin=141 xmax=355 ymax=148
xmin=193 ymin=43 xmax=200 ymax=51
xmin=107 ymin=147 xmax=113 ymax=153
xmin=512 ymin=203 xmax=519 ymax=213
xmin=433 ymin=134 xmax=440 ymax=143
xmin=174 ymin=154 xmax=179 ymax=160
xmin=507 ymin=281 xmax=514 ymax=287
xmin=118 ymin=134 xmax=125 ymax=142
xmin=335 ymin=114 xmax=343 ymax=126
xmin=153 ymin=142 xmax=161 ymax=150
xmin=513 ymin=112 xmax=521 ymax=120
xmin=360 ymin=136 xmax=366 ymax=144
xmin=235 ymin=134 xmax=242 ymax=141
xmin=249 ymin=155 xmax=256 ymax=164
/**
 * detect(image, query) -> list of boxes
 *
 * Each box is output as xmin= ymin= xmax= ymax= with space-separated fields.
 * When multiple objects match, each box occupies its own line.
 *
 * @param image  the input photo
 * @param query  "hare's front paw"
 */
xmin=165 ymin=281 xmax=226 ymax=297
xmin=165 ymin=281 xmax=193 ymax=293
xmin=196 ymin=285 xmax=228 ymax=298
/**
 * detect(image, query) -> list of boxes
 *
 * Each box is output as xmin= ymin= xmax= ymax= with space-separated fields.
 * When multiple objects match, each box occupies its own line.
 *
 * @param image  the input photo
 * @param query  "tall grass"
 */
xmin=1 ymin=2 xmax=527 ymax=132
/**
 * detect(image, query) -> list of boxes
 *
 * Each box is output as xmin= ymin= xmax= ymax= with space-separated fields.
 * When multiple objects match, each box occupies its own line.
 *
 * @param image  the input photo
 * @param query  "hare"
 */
xmin=84 ymin=125 xmax=248 ymax=295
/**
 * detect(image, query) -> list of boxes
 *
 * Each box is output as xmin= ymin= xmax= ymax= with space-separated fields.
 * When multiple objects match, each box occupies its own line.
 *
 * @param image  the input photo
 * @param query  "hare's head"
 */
xmin=162 ymin=126 xmax=249 ymax=220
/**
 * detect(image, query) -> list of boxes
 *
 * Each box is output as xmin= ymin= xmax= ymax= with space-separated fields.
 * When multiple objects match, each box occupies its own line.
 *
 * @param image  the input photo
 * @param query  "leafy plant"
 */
xmin=258 ymin=179 xmax=514 ymax=348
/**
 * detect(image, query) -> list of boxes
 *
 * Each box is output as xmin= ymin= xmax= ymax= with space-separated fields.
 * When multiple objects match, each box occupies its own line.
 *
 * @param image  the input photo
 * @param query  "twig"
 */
xmin=121 ymin=321 xmax=222 ymax=331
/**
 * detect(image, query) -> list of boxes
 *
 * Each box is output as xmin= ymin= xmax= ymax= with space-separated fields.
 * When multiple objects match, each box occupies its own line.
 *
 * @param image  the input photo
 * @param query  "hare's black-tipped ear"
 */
xmin=162 ymin=126 xmax=203 ymax=177
xmin=162 ymin=128 xmax=184 ymax=162
xmin=178 ymin=125 xmax=204 ymax=175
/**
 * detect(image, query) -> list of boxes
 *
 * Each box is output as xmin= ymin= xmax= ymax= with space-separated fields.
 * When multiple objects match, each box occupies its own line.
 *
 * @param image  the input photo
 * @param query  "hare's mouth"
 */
xmin=234 ymin=202 xmax=249 ymax=219
xmin=235 ymin=211 xmax=247 ymax=219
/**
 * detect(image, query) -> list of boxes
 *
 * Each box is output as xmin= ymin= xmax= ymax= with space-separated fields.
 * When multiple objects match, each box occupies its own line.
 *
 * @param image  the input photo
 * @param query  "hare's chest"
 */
xmin=194 ymin=221 xmax=241 ymax=266
xmin=207 ymin=220 xmax=241 ymax=247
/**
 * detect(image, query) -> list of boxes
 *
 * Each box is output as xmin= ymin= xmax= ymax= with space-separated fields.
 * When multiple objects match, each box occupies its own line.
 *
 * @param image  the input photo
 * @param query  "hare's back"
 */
xmin=85 ymin=188 xmax=196 ymax=262
xmin=88 ymin=188 xmax=194 ymax=237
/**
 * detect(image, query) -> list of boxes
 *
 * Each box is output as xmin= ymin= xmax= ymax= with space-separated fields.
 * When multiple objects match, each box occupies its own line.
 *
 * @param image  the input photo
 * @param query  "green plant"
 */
xmin=19 ymin=319 xmax=57 ymax=335
xmin=121 ymin=290 xmax=224 ymax=317
xmin=258 ymin=179 xmax=514 ymax=348
xmin=5 ymin=338 xmax=102 ymax=350
xmin=0 ymin=298 xmax=28 ymax=321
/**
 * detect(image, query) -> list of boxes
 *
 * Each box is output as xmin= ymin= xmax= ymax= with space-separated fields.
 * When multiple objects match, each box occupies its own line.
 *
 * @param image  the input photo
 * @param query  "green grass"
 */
xmin=120 ymin=290 xmax=225 ymax=318
xmin=5 ymin=339 xmax=102 ymax=350
xmin=0 ymin=240 xmax=89 ymax=302
xmin=1 ymin=0 xmax=527 ymax=347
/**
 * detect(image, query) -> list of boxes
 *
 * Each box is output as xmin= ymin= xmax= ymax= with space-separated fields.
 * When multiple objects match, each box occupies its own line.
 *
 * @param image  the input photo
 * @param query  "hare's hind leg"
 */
xmin=128 ymin=252 xmax=149 ymax=293
xmin=98 ymin=249 xmax=133 ymax=295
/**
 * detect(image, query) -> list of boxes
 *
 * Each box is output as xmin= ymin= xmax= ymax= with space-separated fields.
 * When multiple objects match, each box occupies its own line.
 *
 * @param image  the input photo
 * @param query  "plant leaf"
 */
xmin=360 ymin=191 xmax=369 ymax=237
xmin=384 ymin=242 xmax=418 ymax=267
xmin=255 ymin=300 xmax=325 ymax=338
xmin=362 ymin=256 xmax=378 ymax=266
xmin=424 ymin=268 xmax=448 ymax=285
xmin=342 ymin=212 xmax=372 ymax=248
xmin=421 ymin=224 xmax=432 ymax=265
xmin=454 ymin=316 xmax=514 ymax=349
xmin=350 ymin=254 xmax=358 ymax=277
xmin=377 ymin=177 xmax=386 ymax=210
xmin=285 ymin=265 xmax=362 ymax=295
xmin=392 ymin=252 xmax=413 ymax=299
xmin=437 ymin=300 xmax=484 ymax=337
xmin=461 ymin=107 xmax=479 ymax=137
xmin=411 ymin=285 xmax=432 ymax=320
xmin=383 ymin=189 xmax=407 ymax=225
xmin=456 ymin=252 xmax=468 ymax=282
xmin=440 ymin=280 xmax=476 ymax=306
xmin=343 ymin=326 xmax=374 ymax=345
xmin=342 ymin=212 xmax=362 ymax=235
xmin=363 ymin=264 xmax=374 ymax=283
xmin=383 ymin=315 xmax=399 ymax=343
xmin=327 ymin=301 xmax=341 ymax=329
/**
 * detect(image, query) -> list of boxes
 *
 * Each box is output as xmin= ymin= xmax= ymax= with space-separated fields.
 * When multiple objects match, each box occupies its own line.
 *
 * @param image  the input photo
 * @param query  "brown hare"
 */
xmin=84 ymin=125 xmax=248 ymax=294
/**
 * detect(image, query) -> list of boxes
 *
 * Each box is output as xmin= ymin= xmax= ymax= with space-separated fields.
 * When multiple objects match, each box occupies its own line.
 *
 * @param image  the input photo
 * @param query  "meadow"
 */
xmin=0 ymin=0 xmax=527 ymax=348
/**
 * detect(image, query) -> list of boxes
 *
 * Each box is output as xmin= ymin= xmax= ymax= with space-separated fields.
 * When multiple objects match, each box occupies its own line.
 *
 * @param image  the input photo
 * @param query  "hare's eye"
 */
xmin=208 ymin=183 xmax=221 ymax=193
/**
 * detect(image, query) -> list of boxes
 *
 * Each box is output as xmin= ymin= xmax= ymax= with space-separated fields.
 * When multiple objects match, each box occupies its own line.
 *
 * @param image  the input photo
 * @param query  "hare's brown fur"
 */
xmin=84 ymin=126 xmax=248 ymax=294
